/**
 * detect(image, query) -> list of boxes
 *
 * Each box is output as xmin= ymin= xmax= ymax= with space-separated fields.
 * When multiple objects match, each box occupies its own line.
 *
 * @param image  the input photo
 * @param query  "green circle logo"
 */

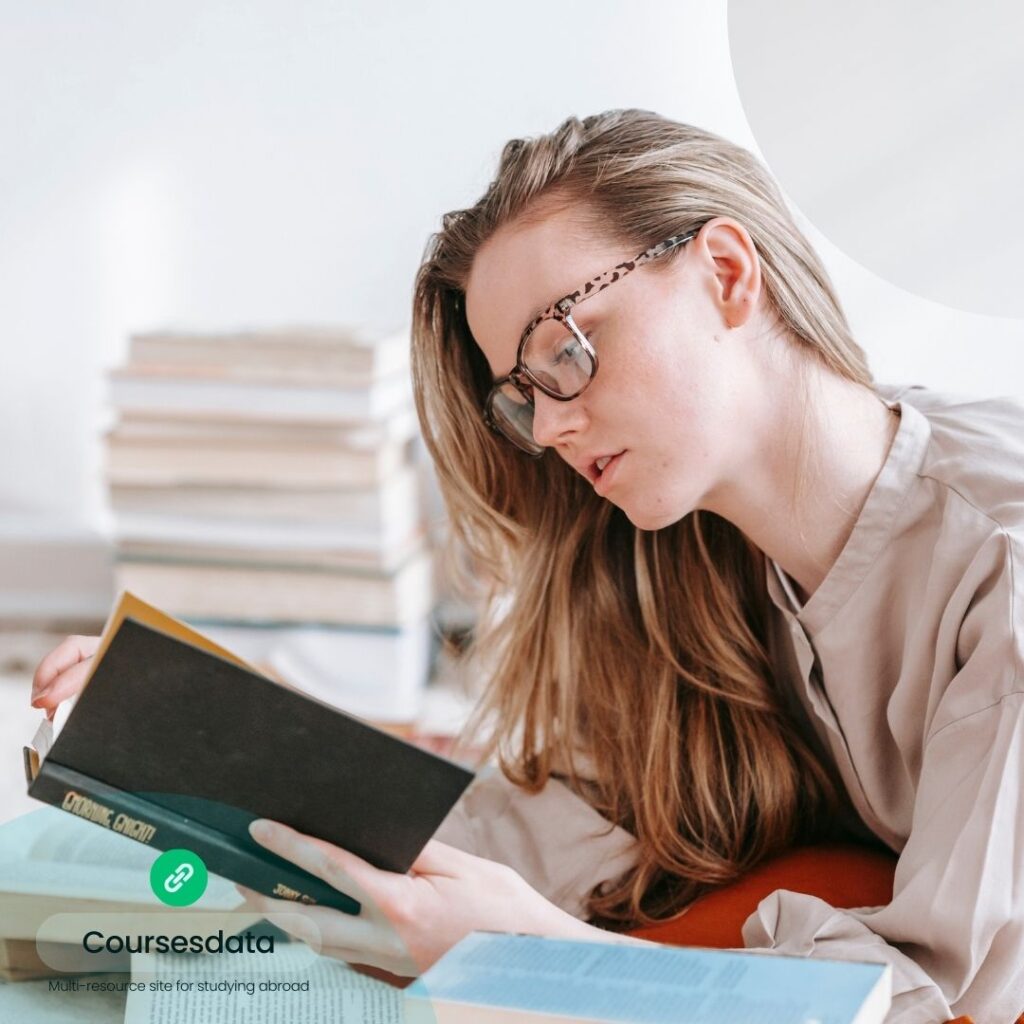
xmin=150 ymin=849 xmax=208 ymax=907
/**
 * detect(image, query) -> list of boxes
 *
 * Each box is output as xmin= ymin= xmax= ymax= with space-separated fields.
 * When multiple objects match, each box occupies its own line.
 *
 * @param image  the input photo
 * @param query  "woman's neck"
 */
xmin=701 ymin=366 xmax=901 ymax=602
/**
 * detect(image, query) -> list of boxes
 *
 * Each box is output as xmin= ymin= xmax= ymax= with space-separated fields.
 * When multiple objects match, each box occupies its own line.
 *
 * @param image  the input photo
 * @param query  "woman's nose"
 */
xmin=530 ymin=389 xmax=587 ymax=449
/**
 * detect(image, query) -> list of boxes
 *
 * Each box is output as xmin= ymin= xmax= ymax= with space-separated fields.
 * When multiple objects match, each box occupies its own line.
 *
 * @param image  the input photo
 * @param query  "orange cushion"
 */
xmin=627 ymin=843 xmax=897 ymax=948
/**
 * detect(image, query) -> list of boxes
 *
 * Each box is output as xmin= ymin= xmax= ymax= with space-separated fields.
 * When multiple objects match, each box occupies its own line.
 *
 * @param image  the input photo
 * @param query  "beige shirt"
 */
xmin=438 ymin=383 xmax=1024 ymax=1024
xmin=739 ymin=383 xmax=1024 ymax=1023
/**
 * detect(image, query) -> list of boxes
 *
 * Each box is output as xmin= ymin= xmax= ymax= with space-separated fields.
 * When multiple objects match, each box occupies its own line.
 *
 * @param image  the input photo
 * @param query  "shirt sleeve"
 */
xmin=741 ymin=690 xmax=1024 ymax=1024
xmin=433 ymin=764 xmax=639 ymax=918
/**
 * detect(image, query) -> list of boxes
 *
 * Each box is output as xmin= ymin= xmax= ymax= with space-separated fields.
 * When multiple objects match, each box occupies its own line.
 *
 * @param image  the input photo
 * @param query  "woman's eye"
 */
xmin=553 ymin=339 xmax=582 ymax=366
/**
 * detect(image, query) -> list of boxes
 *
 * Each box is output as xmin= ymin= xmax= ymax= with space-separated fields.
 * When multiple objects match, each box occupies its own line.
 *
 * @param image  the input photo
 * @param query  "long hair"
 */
xmin=412 ymin=110 xmax=871 ymax=927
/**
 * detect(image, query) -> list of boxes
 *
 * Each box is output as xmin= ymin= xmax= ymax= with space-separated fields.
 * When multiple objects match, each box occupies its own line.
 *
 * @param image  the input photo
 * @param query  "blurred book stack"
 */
xmin=103 ymin=327 xmax=434 ymax=724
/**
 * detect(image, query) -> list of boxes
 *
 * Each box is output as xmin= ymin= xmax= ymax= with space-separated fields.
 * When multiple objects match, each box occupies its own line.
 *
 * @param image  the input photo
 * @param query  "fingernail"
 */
xmin=249 ymin=819 xmax=273 ymax=842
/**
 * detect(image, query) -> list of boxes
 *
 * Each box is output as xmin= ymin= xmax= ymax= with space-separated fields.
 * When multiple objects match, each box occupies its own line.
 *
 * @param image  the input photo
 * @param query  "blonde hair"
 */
xmin=412 ymin=110 xmax=872 ymax=927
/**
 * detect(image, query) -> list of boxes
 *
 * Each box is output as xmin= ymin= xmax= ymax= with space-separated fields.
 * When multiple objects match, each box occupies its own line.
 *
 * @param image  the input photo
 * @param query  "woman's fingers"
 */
xmin=234 ymin=884 xmax=385 ymax=952
xmin=234 ymin=886 xmax=323 ymax=948
xmin=31 ymin=635 xmax=100 ymax=704
xmin=247 ymin=819 xmax=390 ymax=910
xmin=32 ymin=635 xmax=100 ymax=692
xmin=409 ymin=838 xmax=476 ymax=877
xmin=30 ymin=656 xmax=95 ymax=710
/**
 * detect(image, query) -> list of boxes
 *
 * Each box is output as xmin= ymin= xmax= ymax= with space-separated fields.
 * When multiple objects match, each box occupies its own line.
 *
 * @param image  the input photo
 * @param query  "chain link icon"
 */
xmin=163 ymin=862 xmax=196 ymax=894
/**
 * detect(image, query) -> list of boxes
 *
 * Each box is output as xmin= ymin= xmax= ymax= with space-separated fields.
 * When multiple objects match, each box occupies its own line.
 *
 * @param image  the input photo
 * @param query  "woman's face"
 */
xmin=464 ymin=201 xmax=766 ymax=532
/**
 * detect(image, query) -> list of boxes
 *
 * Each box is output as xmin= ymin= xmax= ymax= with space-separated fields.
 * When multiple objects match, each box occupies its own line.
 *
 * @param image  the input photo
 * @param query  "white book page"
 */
xmin=1 ymin=806 xmax=240 ymax=907
xmin=27 ymin=810 xmax=156 ymax=869
xmin=126 ymin=946 xmax=402 ymax=1024
xmin=27 ymin=694 xmax=76 ymax=764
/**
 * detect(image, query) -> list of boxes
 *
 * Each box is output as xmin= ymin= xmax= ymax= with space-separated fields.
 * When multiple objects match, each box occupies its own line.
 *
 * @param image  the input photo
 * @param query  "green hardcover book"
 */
xmin=25 ymin=593 xmax=473 ymax=916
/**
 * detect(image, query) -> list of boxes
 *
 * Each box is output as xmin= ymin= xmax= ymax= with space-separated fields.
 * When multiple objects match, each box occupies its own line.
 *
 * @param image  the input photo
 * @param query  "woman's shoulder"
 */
xmin=873 ymin=385 xmax=1023 ymax=731
xmin=878 ymin=382 xmax=1024 ymax=538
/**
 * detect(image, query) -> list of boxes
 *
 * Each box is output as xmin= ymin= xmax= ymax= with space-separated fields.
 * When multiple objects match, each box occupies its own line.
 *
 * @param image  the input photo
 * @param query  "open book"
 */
xmin=404 ymin=932 xmax=892 ymax=1024
xmin=0 ymin=805 xmax=260 ymax=978
xmin=125 ymin=945 xmax=403 ymax=1024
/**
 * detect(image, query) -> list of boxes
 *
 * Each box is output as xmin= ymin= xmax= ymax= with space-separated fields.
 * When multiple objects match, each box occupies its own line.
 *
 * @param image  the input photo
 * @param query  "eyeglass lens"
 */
xmin=521 ymin=318 xmax=594 ymax=396
xmin=489 ymin=319 xmax=595 ymax=452
xmin=489 ymin=383 xmax=539 ymax=453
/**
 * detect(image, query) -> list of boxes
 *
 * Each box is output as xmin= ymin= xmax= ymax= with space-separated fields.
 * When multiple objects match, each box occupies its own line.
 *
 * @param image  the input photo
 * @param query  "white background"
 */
xmin=1 ymin=0 xmax=1021 ymax=614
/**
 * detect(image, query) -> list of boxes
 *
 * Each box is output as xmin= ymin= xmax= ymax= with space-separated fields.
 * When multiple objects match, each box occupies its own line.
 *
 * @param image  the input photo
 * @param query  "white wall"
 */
xmin=1 ymin=0 xmax=1020 ymax=612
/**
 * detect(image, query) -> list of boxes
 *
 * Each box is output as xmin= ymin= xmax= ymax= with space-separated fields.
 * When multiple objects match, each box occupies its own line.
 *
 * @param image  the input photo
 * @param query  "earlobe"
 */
xmin=728 ymin=292 xmax=754 ymax=329
xmin=721 ymin=281 xmax=753 ymax=330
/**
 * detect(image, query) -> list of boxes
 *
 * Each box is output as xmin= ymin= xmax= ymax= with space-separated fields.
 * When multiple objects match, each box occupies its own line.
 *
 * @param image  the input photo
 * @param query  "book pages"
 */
xmin=126 ymin=945 xmax=402 ymax=1023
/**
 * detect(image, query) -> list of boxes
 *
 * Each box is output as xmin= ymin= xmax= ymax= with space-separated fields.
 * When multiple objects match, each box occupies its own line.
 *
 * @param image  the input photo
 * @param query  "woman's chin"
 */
xmin=620 ymin=501 xmax=691 ymax=533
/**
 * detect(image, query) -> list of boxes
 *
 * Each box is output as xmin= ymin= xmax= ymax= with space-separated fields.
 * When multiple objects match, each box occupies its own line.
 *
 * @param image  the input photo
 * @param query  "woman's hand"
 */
xmin=238 ymin=819 xmax=602 ymax=977
xmin=30 ymin=635 xmax=101 ymax=718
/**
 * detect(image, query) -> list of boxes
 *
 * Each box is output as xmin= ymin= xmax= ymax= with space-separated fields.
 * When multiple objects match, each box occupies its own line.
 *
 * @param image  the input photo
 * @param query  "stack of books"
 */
xmin=103 ymin=327 xmax=434 ymax=723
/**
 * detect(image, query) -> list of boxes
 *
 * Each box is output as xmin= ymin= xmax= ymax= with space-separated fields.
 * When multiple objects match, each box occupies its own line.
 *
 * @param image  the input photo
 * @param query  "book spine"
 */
xmin=28 ymin=760 xmax=360 ymax=916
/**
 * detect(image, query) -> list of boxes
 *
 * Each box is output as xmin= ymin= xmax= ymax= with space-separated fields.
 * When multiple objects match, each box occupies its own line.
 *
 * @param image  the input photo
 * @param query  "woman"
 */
xmin=32 ymin=110 xmax=1024 ymax=1022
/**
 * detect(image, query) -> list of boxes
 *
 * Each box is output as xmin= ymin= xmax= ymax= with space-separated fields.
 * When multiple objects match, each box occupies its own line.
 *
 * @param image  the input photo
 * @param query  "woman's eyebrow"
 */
xmin=503 ymin=279 xmax=605 ymax=371
xmin=518 ymin=291 xmax=572 ymax=340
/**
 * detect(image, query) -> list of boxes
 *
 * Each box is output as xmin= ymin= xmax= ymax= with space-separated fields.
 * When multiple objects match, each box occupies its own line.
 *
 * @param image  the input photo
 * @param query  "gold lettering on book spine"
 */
xmin=62 ymin=790 xmax=114 ymax=828
xmin=272 ymin=882 xmax=317 ymax=904
xmin=60 ymin=791 xmax=157 ymax=842
xmin=113 ymin=812 xmax=157 ymax=844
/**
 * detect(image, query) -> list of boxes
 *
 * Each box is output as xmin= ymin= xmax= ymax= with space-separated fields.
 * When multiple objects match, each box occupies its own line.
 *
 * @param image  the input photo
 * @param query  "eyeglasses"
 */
xmin=482 ymin=230 xmax=699 ymax=456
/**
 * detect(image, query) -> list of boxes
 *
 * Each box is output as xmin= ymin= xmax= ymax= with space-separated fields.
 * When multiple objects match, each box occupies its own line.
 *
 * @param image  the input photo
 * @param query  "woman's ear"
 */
xmin=695 ymin=217 xmax=762 ymax=330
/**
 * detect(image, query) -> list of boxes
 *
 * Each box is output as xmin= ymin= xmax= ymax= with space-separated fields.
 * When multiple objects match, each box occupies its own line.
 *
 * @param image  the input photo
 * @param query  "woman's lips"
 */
xmin=593 ymin=451 xmax=625 ymax=495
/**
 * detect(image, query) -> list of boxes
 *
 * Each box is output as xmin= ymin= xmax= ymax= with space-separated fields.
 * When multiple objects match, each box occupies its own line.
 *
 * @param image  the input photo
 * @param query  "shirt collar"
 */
xmin=764 ymin=392 xmax=932 ymax=635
